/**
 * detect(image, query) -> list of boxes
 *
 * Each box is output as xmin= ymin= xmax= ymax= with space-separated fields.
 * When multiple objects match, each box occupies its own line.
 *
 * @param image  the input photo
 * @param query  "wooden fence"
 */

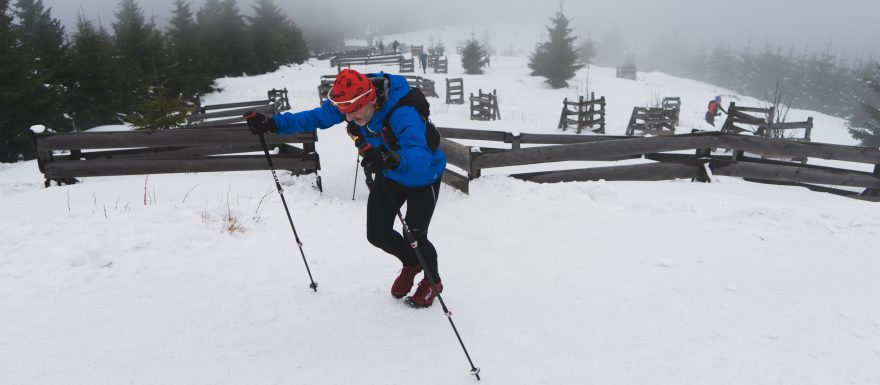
xmin=625 ymin=106 xmax=677 ymax=136
xmin=318 ymin=74 xmax=437 ymax=103
xmin=399 ymin=58 xmax=415 ymax=73
xmin=329 ymin=53 xmax=403 ymax=67
xmin=446 ymin=78 xmax=464 ymax=104
xmin=31 ymin=127 xmax=320 ymax=188
xmin=557 ymin=92 xmax=606 ymax=134
xmin=662 ymin=97 xmax=681 ymax=126
xmin=434 ymin=56 xmax=448 ymax=74
xmin=189 ymin=89 xmax=290 ymax=127
xmin=616 ymin=64 xmax=637 ymax=80
xmin=410 ymin=45 xmax=423 ymax=56
xmin=470 ymin=89 xmax=501 ymax=121
xmin=32 ymin=93 xmax=321 ymax=188
xmin=436 ymin=127 xmax=880 ymax=200
xmin=721 ymin=102 xmax=813 ymax=142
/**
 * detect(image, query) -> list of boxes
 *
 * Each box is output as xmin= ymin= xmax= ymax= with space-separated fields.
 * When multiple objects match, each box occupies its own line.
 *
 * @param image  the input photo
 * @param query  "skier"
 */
xmin=243 ymin=69 xmax=447 ymax=308
xmin=705 ymin=95 xmax=727 ymax=127
xmin=419 ymin=51 xmax=428 ymax=74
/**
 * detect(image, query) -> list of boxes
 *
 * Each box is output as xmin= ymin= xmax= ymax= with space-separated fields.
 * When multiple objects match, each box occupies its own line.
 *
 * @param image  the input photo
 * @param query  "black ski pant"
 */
xmin=366 ymin=173 xmax=442 ymax=281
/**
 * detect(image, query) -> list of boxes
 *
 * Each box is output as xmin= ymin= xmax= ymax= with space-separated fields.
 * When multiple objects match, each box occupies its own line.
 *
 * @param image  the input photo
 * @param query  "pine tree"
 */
xmin=166 ymin=0 xmax=213 ymax=98
xmin=247 ymin=0 xmax=308 ymax=74
xmin=706 ymin=44 xmax=737 ymax=89
xmin=460 ymin=36 xmax=487 ymax=75
xmin=0 ymin=0 xmax=36 ymax=161
xmin=67 ymin=14 xmax=125 ymax=128
xmin=12 ymin=0 xmax=70 ymax=131
xmin=578 ymin=35 xmax=597 ymax=66
xmin=128 ymin=84 xmax=189 ymax=130
xmin=849 ymin=64 xmax=880 ymax=148
xmin=197 ymin=0 xmax=250 ymax=77
xmin=528 ymin=11 xmax=581 ymax=88
xmin=112 ymin=0 xmax=166 ymax=112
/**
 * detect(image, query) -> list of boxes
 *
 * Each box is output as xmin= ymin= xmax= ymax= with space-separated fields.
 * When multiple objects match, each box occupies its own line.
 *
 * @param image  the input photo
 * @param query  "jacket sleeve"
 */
xmin=271 ymin=100 xmax=345 ymax=135
xmin=387 ymin=106 xmax=432 ymax=176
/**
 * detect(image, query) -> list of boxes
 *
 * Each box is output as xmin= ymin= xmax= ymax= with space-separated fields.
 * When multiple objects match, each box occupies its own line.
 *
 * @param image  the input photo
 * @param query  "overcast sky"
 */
xmin=39 ymin=0 xmax=879 ymax=61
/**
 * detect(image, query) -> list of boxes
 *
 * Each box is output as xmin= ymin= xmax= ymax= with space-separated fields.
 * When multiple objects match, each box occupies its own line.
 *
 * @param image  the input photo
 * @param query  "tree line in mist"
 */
xmin=0 ymin=0 xmax=341 ymax=162
xmin=593 ymin=32 xmax=880 ymax=145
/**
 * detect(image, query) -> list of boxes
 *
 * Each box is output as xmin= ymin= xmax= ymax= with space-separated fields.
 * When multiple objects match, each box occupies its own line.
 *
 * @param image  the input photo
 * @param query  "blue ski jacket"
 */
xmin=272 ymin=73 xmax=446 ymax=187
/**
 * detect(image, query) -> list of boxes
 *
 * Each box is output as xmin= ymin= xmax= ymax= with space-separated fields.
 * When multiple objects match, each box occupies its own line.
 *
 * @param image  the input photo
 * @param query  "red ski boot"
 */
xmin=405 ymin=278 xmax=443 ymax=308
xmin=391 ymin=265 xmax=422 ymax=299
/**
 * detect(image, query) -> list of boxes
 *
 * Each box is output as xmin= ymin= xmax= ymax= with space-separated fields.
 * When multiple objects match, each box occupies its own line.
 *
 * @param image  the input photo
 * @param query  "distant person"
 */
xmin=419 ymin=51 xmax=428 ymax=74
xmin=392 ymin=40 xmax=400 ymax=54
xmin=705 ymin=95 xmax=727 ymax=127
xmin=378 ymin=40 xmax=384 ymax=54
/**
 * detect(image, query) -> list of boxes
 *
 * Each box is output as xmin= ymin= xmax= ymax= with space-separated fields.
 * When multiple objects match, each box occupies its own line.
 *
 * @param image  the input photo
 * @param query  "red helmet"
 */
xmin=327 ymin=69 xmax=376 ymax=113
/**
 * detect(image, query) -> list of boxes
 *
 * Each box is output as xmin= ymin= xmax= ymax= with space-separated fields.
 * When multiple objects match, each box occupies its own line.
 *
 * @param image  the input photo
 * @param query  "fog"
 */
xmin=40 ymin=0 xmax=878 ymax=61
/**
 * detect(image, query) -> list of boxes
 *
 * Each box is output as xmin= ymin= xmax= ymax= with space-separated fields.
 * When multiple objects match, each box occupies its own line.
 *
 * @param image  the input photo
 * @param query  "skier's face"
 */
xmin=346 ymin=100 xmax=377 ymax=126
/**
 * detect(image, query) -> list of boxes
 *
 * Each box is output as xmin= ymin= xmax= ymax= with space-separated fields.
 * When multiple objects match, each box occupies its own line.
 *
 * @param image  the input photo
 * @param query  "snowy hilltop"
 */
xmin=1 ymin=23 xmax=879 ymax=385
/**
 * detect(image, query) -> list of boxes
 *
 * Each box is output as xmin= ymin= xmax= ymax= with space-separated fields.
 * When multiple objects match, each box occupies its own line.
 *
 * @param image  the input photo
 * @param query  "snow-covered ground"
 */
xmin=1 ymin=24 xmax=879 ymax=385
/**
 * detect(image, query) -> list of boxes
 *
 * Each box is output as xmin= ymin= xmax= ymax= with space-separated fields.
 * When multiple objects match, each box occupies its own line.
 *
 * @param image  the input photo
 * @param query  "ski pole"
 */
xmin=351 ymin=153 xmax=360 ymax=200
xmin=256 ymin=131 xmax=318 ymax=292
xmin=363 ymin=170 xmax=481 ymax=381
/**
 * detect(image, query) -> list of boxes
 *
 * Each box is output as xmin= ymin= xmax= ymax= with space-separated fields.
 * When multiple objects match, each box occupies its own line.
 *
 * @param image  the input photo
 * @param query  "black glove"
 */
xmin=360 ymin=145 xmax=400 ymax=173
xmin=243 ymin=111 xmax=277 ymax=135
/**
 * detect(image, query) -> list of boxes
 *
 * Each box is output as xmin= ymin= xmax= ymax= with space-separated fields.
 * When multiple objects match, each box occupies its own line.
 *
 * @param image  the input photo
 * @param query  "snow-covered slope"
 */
xmin=1 ymin=24 xmax=879 ymax=385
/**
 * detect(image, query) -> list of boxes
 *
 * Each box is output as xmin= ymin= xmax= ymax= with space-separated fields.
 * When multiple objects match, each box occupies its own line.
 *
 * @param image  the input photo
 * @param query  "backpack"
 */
xmin=382 ymin=88 xmax=441 ymax=152
xmin=367 ymin=74 xmax=441 ymax=152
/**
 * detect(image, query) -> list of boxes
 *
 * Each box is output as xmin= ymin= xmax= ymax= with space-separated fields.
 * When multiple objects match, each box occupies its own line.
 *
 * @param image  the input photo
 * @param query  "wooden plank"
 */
xmin=741 ymin=178 xmax=880 ymax=202
xmin=439 ymin=137 xmax=472 ymax=173
xmin=44 ymin=155 xmax=319 ymax=179
xmin=441 ymin=168 xmax=469 ymax=194
xmin=712 ymin=160 xmax=880 ymax=188
xmin=717 ymin=135 xmax=880 ymax=164
xmin=35 ymin=129 xmax=317 ymax=151
xmin=768 ymin=121 xmax=812 ymax=130
xmin=198 ymin=100 xmax=271 ymax=111
xmin=188 ymin=104 xmax=273 ymax=121
xmin=511 ymin=161 xmax=704 ymax=183
xmin=518 ymin=133 xmax=628 ymax=145
xmin=476 ymin=133 xmax=720 ymax=169
xmin=437 ymin=126 xmax=508 ymax=141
